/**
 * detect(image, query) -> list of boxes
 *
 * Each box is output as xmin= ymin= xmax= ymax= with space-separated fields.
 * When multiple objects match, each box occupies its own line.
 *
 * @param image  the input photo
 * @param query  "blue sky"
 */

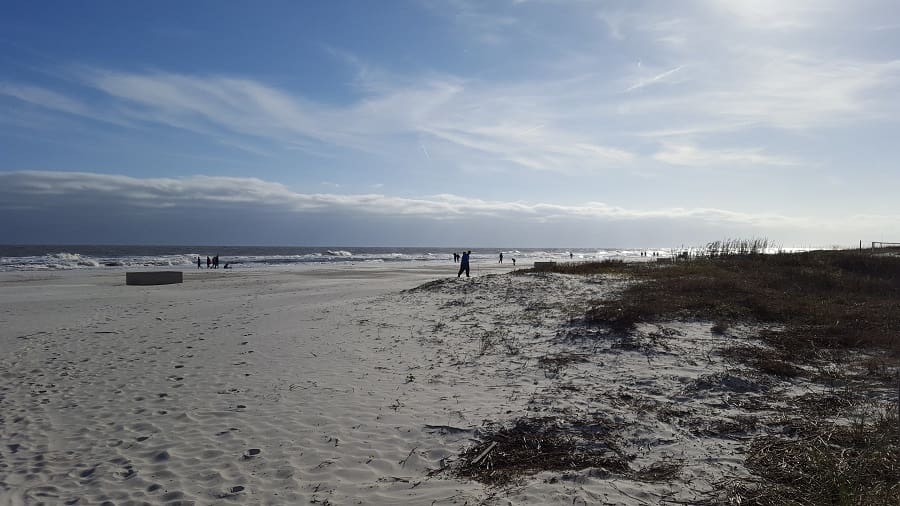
xmin=2 ymin=0 xmax=900 ymax=247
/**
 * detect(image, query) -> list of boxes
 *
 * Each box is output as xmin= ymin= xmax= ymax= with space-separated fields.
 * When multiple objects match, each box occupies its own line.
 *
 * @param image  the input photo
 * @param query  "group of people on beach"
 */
xmin=197 ymin=255 xmax=229 ymax=269
xmin=453 ymin=250 xmax=518 ymax=278
xmin=498 ymin=252 xmax=515 ymax=266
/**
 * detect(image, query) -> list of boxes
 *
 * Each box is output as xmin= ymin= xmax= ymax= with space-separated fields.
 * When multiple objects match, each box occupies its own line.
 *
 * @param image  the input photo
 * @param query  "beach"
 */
xmin=1 ymin=259 xmax=896 ymax=505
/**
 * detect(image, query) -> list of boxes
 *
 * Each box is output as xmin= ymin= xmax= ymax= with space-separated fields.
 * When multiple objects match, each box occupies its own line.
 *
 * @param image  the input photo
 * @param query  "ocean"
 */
xmin=0 ymin=245 xmax=664 ymax=272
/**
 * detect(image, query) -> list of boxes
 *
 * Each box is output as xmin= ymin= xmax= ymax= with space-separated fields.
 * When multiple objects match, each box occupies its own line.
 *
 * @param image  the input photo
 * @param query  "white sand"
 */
xmin=0 ymin=262 xmax=808 ymax=505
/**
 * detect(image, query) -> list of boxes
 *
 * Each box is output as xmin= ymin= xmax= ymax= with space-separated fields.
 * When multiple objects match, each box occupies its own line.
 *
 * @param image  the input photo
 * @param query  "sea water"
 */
xmin=0 ymin=245 xmax=669 ymax=272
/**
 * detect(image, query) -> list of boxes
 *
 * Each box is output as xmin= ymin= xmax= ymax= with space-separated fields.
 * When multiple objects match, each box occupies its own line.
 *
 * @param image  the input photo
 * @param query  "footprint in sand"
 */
xmin=218 ymin=485 xmax=245 ymax=498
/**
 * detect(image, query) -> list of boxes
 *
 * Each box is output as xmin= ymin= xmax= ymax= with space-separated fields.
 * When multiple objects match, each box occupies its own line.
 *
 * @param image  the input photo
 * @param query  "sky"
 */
xmin=2 ymin=0 xmax=900 ymax=248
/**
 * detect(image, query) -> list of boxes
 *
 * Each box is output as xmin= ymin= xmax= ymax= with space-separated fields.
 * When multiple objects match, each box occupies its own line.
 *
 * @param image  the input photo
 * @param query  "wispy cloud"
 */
xmin=625 ymin=65 xmax=684 ymax=92
xmin=611 ymin=2 xmax=900 ymax=133
xmin=0 ymin=82 xmax=88 ymax=116
xmin=2 ymin=63 xmax=639 ymax=174
xmin=422 ymin=123 xmax=635 ymax=173
xmin=708 ymin=0 xmax=836 ymax=30
xmin=596 ymin=10 xmax=630 ymax=40
xmin=422 ymin=0 xmax=520 ymax=46
xmin=654 ymin=143 xmax=801 ymax=167
xmin=3 ymin=0 xmax=900 ymax=183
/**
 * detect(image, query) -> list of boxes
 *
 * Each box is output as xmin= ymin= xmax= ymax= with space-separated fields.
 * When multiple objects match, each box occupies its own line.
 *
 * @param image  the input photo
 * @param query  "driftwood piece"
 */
xmin=470 ymin=441 xmax=498 ymax=466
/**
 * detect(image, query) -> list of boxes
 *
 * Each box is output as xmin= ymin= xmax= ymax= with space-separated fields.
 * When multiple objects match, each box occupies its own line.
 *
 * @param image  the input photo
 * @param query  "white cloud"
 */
xmin=0 ymin=83 xmax=89 ymax=116
xmin=53 ymin=66 xmax=634 ymax=174
xmin=4 ymin=0 xmax=900 ymax=185
xmin=596 ymin=10 xmax=629 ymax=40
xmin=625 ymin=65 xmax=684 ymax=92
xmin=707 ymin=0 xmax=835 ymax=30
xmin=620 ymin=49 xmax=900 ymax=134
xmin=611 ymin=2 xmax=900 ymax=133
xmin=422 ymin=0 xmax=520 ymax=46
xmin=654 ymin=143 xmax=801 ymax=167
xmin=0 ymin=170 xmax=858 ymax=232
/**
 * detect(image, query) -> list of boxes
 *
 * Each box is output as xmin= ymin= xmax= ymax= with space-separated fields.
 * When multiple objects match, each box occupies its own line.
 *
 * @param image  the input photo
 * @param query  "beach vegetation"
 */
xmin=530 ymin=247 xmax=900 ymax=503
xmin=571 ymin=250 xmax=900 ymax=355
xmin=705 ymin=238 xmax=774 ymax=256
xmin=736 ymin=408 xmax=900 ymax=505
xmin=529 ymin=258 xmax=628 ymax=275
xmin=455 ymin=416 xmax=630 ymax=486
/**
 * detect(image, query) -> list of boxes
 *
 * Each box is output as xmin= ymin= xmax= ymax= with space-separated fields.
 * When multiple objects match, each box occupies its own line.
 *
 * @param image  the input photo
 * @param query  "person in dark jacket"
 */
xmin=457 ymin=251 xmax=471 ymax=278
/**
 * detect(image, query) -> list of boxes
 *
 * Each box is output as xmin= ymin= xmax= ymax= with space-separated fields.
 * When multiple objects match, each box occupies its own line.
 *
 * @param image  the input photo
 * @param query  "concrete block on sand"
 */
xmin=126 ymin=271 xmax=183 ymax=285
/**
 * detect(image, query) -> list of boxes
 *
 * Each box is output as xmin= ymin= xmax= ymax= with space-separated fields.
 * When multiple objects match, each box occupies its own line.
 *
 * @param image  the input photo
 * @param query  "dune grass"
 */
xmin=530 ymin=248 xmax=900 ymax=504
xmin=555 ymin=250 xmax=900 ymax=355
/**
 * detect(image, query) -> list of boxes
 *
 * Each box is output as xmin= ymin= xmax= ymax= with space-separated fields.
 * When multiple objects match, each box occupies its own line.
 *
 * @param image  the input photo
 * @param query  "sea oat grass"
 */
xmin=538 ymin=250 xmax=900 ymax=356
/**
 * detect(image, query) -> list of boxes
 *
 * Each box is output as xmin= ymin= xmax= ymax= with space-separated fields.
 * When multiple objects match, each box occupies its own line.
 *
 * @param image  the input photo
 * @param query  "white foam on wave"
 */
xmin=0 ymin=252 xmax=202 ymax=272
xmin=1 ymin=246 xmax=826 ymax=272
xmin=48 ymin=252 xmax=101 ymax=268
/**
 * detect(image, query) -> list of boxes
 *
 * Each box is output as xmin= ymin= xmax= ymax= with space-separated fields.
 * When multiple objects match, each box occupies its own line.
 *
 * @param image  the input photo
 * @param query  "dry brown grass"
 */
xmin=741 ymin=411 xmax=900 ymax=505
xmin=529 ymin=249 xmax=900 ymax=501
xmin=549 ymin=250 xmax=900 ymax=356
xmin=720 ymin=345 xmax=803 ymax=378
xmin=454 ymin=416 xmax=630 ymax=486
xmin=442 ymin=250 xmax=900 ymax=496
xmin=537 ymin=352 xmax=588 ymax=377
xmin=527 ymin=259 xmax=628 ymax=275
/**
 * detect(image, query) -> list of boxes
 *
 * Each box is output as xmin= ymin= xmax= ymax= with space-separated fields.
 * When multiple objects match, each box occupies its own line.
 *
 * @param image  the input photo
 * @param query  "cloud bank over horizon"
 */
xmin=0 ymin=171 xmax=887 ymax=247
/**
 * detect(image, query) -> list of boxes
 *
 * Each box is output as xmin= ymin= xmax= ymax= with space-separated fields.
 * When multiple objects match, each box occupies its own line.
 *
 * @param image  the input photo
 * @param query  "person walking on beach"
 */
xmin=207 ymin=256 xmax=211 ymax=269
xmin=197 ymin=256 xmax=201 ymax=269
xmin=457 ymin=250 xmax=471 ymax=278
xmin=499 ymin=252 xmax=503 ymax=264
xmin=512 ymin=258 xmax=516 ymax=266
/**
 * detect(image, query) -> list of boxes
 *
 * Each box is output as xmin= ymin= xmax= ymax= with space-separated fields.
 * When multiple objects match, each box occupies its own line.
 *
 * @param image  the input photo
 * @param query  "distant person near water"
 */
xmin=499 ymin=252 xmax=503 ymax=263
xmin=570 ymin=252 xmax=573 ymax=259
xmin=207 ymin=256 xmax=211 ymax=269
xmin=197 ymin=256 xmax=201 ymax=269
xmin=457 ymin=251 xmax=471 ymax=278
xmin=512 ymin=258 xmax=516 ymax=266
